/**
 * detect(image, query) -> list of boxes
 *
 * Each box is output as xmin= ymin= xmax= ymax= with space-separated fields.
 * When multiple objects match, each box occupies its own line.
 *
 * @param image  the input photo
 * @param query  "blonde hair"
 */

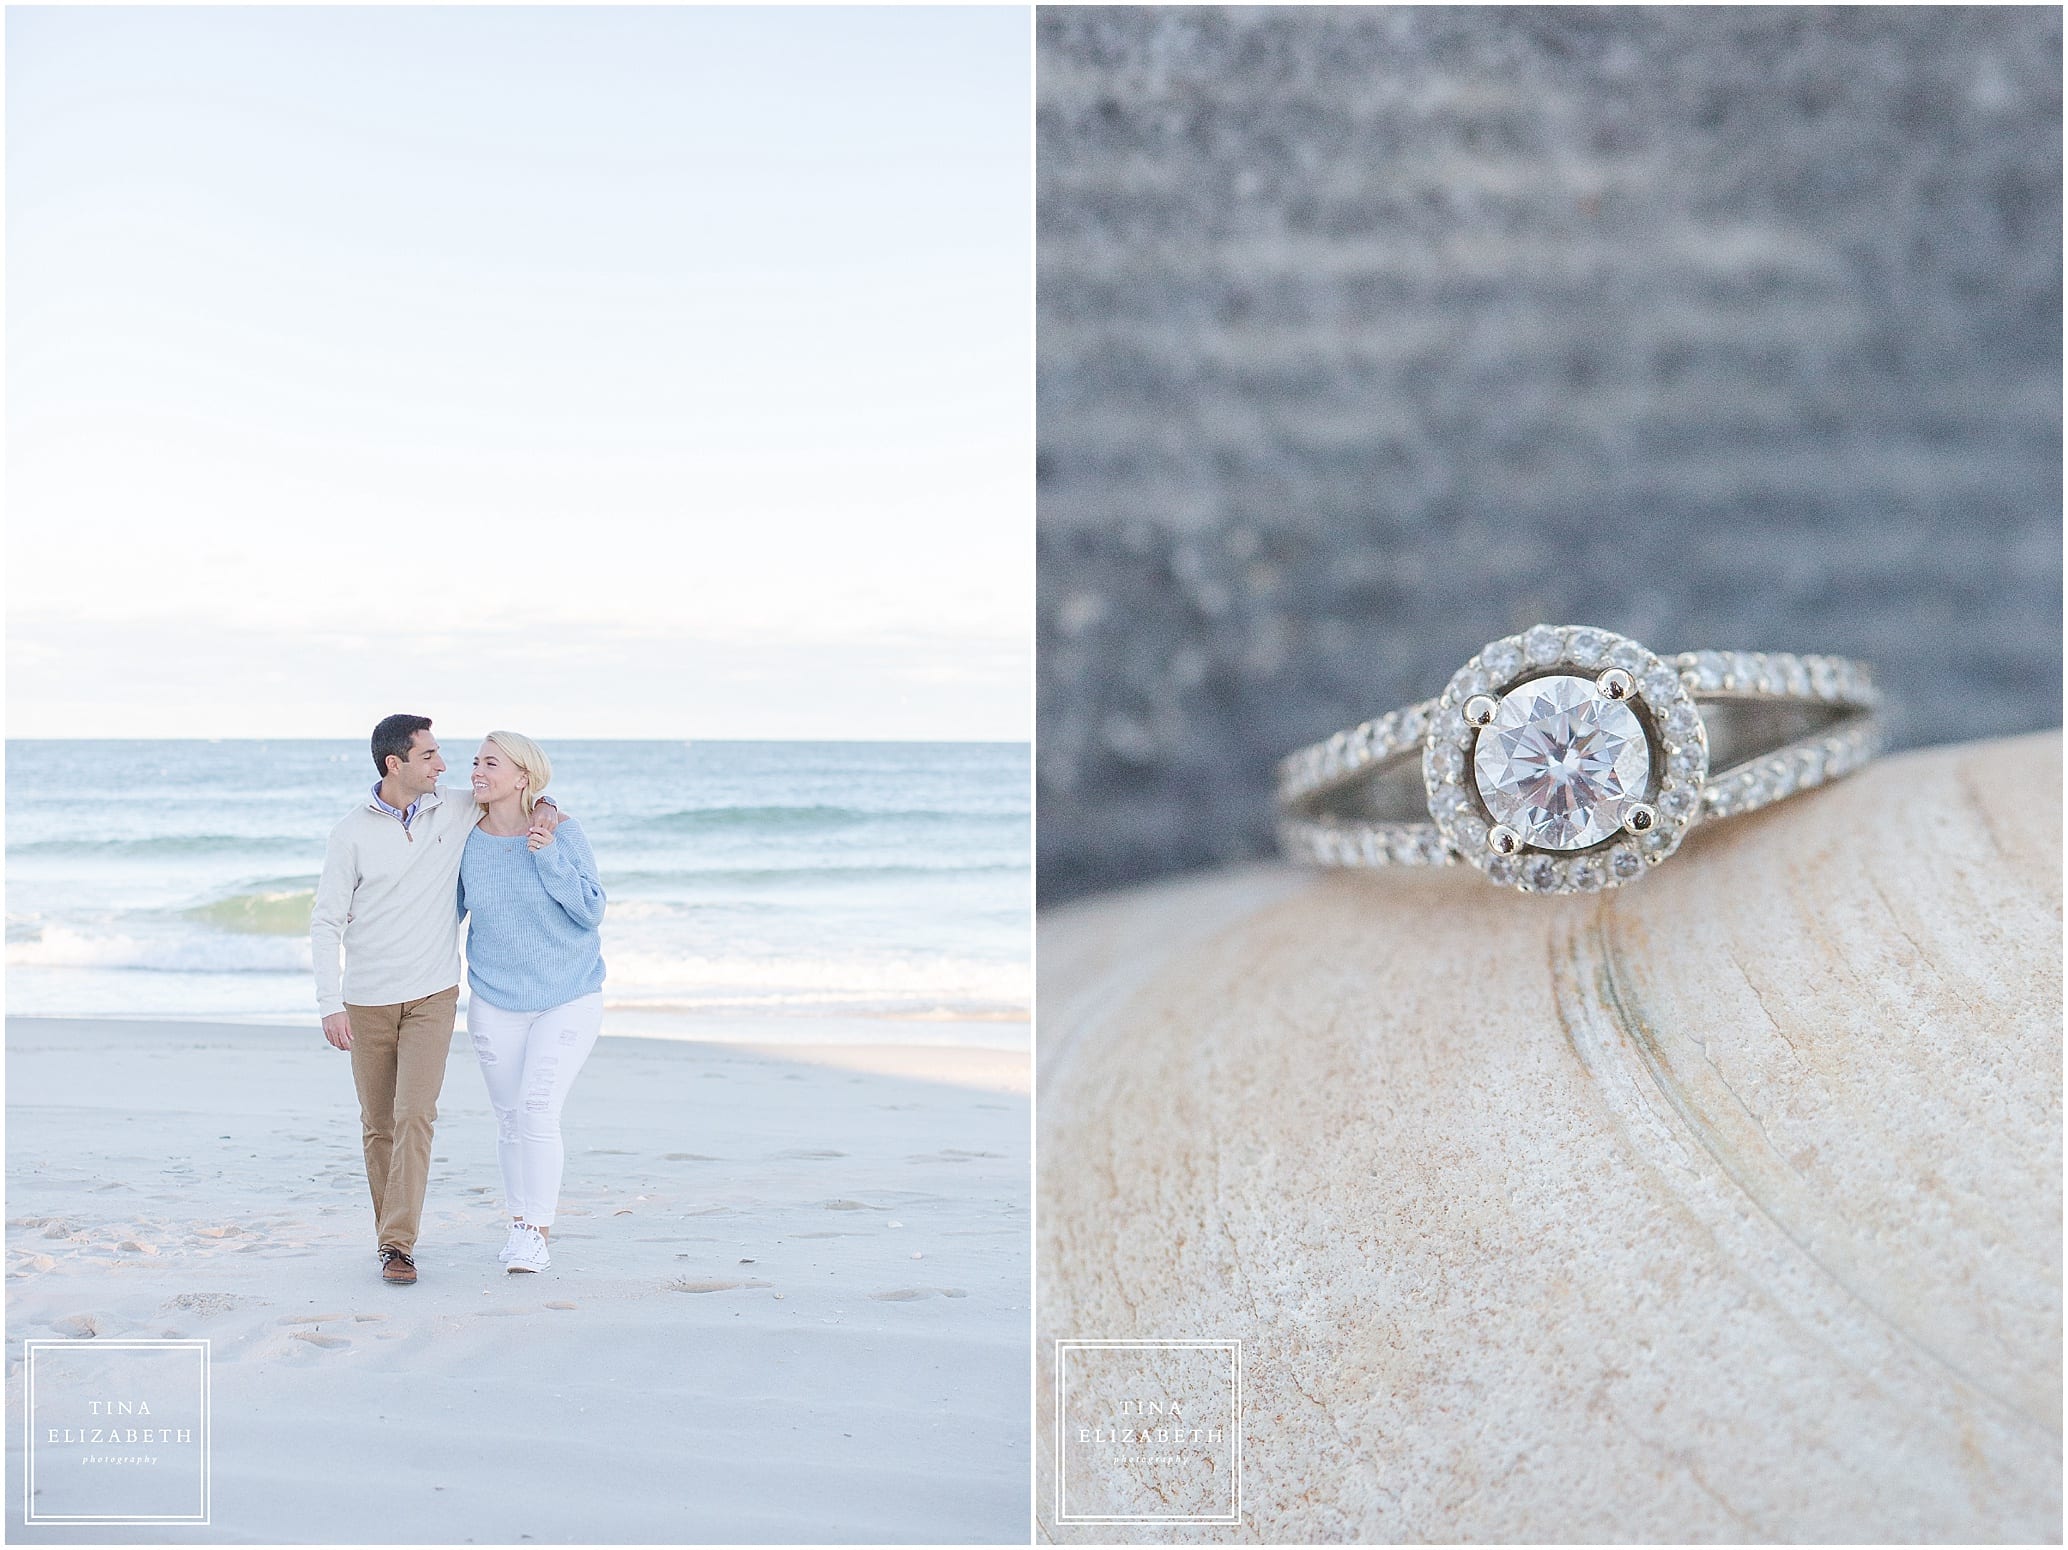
xmin=481 ymin=730 xmax=552 ymax=818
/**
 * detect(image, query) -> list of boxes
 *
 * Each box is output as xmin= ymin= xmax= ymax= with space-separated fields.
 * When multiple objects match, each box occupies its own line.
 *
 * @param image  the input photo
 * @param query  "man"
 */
xmin=310 ymin=714 xmax=562 ymax=1285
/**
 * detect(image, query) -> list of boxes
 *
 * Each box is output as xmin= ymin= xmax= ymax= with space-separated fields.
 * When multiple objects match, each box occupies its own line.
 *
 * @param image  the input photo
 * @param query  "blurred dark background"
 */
xmin=1038 ymin=5 xmax=2062 ymax=906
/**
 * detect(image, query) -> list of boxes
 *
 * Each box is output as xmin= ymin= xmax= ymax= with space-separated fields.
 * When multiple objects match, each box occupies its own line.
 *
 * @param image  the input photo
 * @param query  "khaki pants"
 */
xmin=347 ymin=985 xmax=458 ymax=1253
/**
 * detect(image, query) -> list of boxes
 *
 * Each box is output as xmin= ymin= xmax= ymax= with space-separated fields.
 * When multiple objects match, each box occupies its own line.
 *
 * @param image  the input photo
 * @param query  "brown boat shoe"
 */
xmin=378 ymin=1246 xmax=417 ymax=1285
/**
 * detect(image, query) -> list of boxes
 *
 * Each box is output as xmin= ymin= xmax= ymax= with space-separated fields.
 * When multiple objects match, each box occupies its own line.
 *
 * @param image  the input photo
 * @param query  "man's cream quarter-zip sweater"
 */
xmin=310 ymin=783 xmax=482 ymax=1017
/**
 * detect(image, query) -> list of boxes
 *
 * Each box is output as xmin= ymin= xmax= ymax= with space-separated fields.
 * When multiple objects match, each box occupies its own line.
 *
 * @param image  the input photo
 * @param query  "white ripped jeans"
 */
xmin=466 ymin=991 xmax=604 ymax=1228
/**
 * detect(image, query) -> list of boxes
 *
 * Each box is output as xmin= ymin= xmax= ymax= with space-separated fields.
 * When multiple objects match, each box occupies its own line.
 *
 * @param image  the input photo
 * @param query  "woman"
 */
xmin=457 ymin=730 xmax=606 ymax=1274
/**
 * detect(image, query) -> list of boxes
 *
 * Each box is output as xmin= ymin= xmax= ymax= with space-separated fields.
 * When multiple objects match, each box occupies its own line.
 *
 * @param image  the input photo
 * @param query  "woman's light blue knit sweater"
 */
xmin=458 ymin=816 xmax=606 ymax=1013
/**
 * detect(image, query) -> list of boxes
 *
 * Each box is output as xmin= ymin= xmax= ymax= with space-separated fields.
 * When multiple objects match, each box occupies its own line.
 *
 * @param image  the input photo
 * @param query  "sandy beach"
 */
xmin=5 ymin=1016 xmax=1030 ymax=1544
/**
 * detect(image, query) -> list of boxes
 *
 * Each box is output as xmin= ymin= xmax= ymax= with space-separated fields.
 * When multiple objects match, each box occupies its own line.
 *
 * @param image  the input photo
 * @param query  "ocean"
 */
xmin=5 ymin=739 xmax=1030 ymax=1046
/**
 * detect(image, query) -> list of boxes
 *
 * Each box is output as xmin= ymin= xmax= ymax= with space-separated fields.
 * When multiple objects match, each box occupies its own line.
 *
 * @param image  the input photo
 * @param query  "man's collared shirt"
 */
xmin=369 ymin=781 xmax=427 ymax=829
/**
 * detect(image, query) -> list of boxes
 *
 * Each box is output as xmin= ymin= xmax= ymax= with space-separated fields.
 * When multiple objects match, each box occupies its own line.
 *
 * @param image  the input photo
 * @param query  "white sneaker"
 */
xmin=505 ymin=1223 xmax=550 ymax=1274
xmin=496 ymin=1224 xmax=528 ymax=1264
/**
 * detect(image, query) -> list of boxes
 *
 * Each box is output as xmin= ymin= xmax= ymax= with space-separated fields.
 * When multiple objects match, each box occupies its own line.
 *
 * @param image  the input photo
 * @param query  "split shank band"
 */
xmin=1273 ymin=626 xmax=1883 ymax=896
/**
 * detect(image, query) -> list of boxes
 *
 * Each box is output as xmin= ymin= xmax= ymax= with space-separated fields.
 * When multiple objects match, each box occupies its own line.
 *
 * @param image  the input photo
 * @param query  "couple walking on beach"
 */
xmin=310 ymin=715 xmax=607 ymax=1285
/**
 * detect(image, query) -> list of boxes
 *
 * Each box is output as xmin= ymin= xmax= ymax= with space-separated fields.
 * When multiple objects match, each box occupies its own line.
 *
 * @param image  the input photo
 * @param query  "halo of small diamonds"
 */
xmin=1421 ymin=626 xmax=1710 ymax=893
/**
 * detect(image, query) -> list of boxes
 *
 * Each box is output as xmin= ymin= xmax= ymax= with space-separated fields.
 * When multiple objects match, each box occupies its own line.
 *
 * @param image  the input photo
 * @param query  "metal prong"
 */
xmin=1622 ymin=801 xmax=1657 ymax=836
xmin=1488 ymin=825 xmax=1521 ymax=855
xmin=1464 ymin=694 xmax=1497 ymax=728
xmin=1597 ymin=667 xmax=1634 ymax=701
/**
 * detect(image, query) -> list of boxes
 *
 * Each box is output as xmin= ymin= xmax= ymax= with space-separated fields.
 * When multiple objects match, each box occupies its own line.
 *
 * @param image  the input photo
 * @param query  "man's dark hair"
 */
xmin=371 ymin=714 xmax=434 ymax=778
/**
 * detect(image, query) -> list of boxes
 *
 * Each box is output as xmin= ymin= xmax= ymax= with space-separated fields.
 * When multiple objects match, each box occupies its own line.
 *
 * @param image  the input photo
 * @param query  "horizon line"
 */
xmin=3 ymin=733 xmax=1031 ymax=746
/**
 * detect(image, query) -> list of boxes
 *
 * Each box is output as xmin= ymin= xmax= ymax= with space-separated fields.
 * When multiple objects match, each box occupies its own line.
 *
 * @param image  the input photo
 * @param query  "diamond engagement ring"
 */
xmin=1274 ymin=625 xmax=1885 ymax=894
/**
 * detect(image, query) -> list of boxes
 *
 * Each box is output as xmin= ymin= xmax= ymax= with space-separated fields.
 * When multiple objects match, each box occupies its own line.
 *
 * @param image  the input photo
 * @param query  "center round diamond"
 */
xmin=1472 ymin=675 xmax=1652 ymax=851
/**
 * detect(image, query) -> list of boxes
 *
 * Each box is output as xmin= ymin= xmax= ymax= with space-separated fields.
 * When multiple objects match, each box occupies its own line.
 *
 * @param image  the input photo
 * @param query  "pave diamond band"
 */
xmin=1274 ymin=629 xmax=1884 ymax=895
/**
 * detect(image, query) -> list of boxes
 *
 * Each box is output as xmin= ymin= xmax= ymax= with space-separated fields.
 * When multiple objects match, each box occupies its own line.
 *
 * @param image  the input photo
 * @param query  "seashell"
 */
xmin=1036 ymin=734 xmax=2061 ymax=1541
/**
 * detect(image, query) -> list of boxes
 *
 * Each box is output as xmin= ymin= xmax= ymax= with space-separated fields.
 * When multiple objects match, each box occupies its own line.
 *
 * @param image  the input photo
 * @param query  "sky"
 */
xmin=6 ymin=6 xmax=1032 ymax=740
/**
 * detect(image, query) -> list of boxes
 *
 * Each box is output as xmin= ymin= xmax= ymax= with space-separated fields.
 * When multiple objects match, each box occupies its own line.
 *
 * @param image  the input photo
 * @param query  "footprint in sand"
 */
xmin=821 ymin=1200 xmax=885 ymax=1212
xmin=869 ymin=1288 xmax=969 ymax=1301
xmin=292 ymin=1330 xmax=349 ymax=1349
xmin=544 ymin=1301 xmax=578 ymax=1311
xmin=163 ymin=1292 xmax=260 ymax=1317
xmin=50 ymin=1314 xmax=101 ymax=1337
xmin=668 ymin=1277 xmax=773 ymax=1293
